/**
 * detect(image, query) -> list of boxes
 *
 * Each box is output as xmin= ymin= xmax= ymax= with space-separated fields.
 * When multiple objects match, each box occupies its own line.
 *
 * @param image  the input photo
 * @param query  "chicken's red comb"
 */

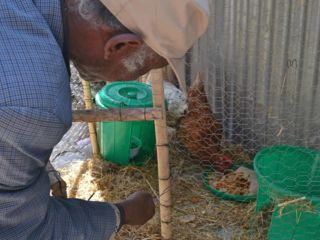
xmin=214 ymin=155 xmax=233 ymax=172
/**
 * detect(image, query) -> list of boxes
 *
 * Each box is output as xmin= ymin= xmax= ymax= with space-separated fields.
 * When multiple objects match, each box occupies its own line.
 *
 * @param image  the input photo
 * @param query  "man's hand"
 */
xmin=51 ymin=180 xmax=67 ymax=198
xmin=117 ymin=192 xmax=155 ymax=226
xmin=46 ymin=162 xmax=67 ymax=198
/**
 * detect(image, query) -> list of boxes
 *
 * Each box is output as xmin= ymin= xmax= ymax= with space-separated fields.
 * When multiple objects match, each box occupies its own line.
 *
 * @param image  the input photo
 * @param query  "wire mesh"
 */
xmin=171 ymin=0 xmax=320 ymax=239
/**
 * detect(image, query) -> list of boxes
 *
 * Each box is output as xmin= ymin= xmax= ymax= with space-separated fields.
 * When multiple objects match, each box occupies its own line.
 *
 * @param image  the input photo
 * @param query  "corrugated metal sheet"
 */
xmin=190 ymin=0 xmax=320 ymax=154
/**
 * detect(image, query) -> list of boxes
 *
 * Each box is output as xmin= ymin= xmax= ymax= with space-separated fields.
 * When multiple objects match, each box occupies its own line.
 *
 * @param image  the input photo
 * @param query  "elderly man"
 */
xmin=0 ymin=0 xmax=209 ymax=239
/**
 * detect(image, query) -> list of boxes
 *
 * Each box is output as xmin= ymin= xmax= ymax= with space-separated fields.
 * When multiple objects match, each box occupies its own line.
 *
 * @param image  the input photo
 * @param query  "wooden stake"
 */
xmin=150 ymin=69 xmax=172 ymax=240
xmin=81 ymin=79 xmax=100 ymax=157
xmin=72 ymin=108 xmax=162 ymax=122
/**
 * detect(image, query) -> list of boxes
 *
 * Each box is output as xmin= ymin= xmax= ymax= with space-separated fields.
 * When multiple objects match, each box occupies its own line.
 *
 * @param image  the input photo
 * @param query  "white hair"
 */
xmin=121 ymin=44 xmax=158 ymax=73
xmin=74 ymin=0 xmax=126 ymax=30
xmin=122 ymin=44 xmax=149 ymax=72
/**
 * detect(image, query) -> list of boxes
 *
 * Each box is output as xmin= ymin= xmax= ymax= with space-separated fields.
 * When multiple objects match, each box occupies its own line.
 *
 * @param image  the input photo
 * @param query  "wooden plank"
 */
xmin=72 ymin=108 xmax=162 ymax=122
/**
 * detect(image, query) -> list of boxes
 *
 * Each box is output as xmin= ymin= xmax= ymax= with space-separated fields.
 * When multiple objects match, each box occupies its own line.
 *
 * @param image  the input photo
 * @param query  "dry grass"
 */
xmin=59 ymin=146 xmax=270 ymax=240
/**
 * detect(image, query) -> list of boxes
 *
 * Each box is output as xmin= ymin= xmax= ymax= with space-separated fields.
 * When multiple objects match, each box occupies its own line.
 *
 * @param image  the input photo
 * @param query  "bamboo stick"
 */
xmin=277 ymin=197 xmax=307 ymax=208
xmin=150 ymin=69 xmax=172 ymax=240
xmin=72 ymin=108 xmax=162 ymax=122
xmin=81 ymin=79 xmax=100 ymax=157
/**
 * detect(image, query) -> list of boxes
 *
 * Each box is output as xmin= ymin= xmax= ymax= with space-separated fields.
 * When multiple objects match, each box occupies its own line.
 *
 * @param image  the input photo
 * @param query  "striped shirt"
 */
xmin=0 ymin=1 xmax=119 ymax=239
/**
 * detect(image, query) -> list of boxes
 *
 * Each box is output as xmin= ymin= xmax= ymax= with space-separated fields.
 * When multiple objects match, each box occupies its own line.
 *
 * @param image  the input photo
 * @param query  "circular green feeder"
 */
xmin=203 ymin=164 xmax=257 ymax=203
xmin=254 ymin=145 xmax=320 ymax=240
xmin=254 ymin=145 xmax=320 ymax=210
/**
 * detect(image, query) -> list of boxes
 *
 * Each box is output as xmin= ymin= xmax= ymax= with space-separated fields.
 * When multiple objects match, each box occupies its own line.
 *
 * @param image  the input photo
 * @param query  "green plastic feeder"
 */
xmin=254 ymin=145 xmax=320 ymax=240
xmin=202 ymin=164 xmax=257 ymax=203
xmin=95 ymin=81 xmax=155 ymax=166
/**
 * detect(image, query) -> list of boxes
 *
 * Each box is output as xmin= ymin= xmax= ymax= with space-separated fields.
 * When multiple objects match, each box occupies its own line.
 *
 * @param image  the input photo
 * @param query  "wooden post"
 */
xmin=150 ymin=69 xmax=172 ymax=240
xmin=81 ymin=79 xmax=100 ymax=157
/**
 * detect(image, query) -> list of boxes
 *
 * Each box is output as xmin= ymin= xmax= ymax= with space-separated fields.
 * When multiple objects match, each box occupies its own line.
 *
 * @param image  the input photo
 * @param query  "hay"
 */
xmin=59 ymin=145 xmax=270 ymax=240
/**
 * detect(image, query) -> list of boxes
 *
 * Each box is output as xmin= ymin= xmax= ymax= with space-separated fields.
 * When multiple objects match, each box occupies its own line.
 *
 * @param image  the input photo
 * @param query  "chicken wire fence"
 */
xmin=51 ymin=0 xmax=320 ymax=239
xmin=172 ymin=0 xmax=320 ymax=239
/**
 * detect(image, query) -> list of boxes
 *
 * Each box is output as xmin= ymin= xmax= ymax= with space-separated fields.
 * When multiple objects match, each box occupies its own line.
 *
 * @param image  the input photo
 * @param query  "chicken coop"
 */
xmin=51 ymin=1 xmax=320 ymax=239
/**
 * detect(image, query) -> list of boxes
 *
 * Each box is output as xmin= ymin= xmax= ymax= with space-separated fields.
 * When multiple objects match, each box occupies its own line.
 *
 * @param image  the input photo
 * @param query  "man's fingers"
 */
xmin=51 ymin=181 xmax=67 ymax=198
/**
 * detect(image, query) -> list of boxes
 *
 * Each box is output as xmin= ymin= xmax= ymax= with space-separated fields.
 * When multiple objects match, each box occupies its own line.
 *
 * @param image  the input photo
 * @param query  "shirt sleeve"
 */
xmin=0 ymin=106 xmax=120 ymax=240
xmin=0 ymin=1 xmax=120 ymax=238
xmin=46 ymin=161 xmax=63 ymax=186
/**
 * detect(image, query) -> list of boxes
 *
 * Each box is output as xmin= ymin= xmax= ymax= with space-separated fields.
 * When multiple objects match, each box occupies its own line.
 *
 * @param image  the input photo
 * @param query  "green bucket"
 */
xmin=95 ymin=81 xmax=156 ymax=166
xmin=254 ymin=145 xmax=320 ymax=240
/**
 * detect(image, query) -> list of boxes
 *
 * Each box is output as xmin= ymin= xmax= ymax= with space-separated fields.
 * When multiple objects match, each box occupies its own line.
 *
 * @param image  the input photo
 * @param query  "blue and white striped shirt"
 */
xmin=0 ymin=1 xmax=118 ymax=239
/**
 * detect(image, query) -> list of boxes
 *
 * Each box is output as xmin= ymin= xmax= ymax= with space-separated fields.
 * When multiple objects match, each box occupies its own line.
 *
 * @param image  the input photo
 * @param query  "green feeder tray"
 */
xmin=203 ymin=164 xmax=257 ymax=203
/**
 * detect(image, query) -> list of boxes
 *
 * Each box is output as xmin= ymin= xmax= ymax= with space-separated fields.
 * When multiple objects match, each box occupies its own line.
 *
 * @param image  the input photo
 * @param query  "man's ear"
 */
xmin=104 ymin=33 xmax=143 ymax=60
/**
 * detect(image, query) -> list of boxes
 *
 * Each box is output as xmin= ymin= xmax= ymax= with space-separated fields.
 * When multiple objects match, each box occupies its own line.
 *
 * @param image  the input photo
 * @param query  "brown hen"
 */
xmin=177 ymin=73 xmax=232 ymax=172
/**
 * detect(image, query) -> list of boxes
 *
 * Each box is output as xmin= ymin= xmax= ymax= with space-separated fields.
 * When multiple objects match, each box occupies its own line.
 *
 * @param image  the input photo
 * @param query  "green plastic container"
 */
xmin=203 ymin=164 xmax=257 ymax=203
xmin=254 ymin=145 xmax=320 ymax=240
xmin=268 ymin=204 xmax=320 ymax=240
xmin=95 ymin=81 xmax=155 ymax=166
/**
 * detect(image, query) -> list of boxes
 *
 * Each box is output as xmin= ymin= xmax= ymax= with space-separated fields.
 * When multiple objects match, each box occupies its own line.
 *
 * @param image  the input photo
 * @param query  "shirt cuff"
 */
xmin=46 ymin=162 xmax=63 ymax=185
xmin=110 ymin=203 xmax=123 ymax=235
